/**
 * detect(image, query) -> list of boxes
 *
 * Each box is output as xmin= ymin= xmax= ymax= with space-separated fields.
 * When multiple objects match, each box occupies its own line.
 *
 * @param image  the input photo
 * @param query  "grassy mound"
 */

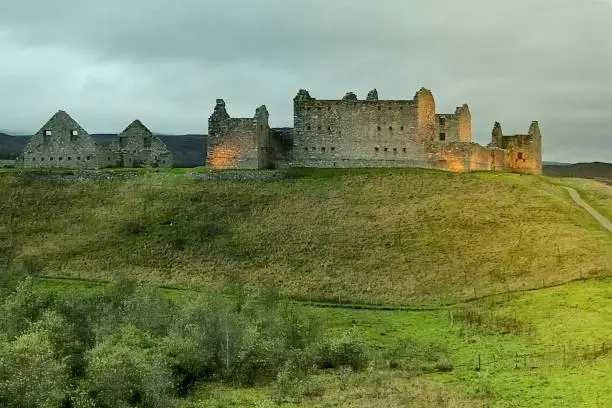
xmin=1 ymin=168 xmax=610 ymax=305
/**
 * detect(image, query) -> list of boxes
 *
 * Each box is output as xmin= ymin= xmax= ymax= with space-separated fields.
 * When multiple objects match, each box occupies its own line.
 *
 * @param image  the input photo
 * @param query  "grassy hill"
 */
xmin=0 ymin=133 xmax=28 ymax=159
xmin=1 ymin=167 xmax=610 ymax=306
xmin=544 ymin=162 xmax=612 ymax=187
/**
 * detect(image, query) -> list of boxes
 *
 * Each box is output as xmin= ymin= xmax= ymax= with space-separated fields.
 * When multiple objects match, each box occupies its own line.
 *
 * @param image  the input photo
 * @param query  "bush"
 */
xmin=0 ymin=277 xmax=55 ymax=339
xmin=84 ymin=325 xmax=175 ymax=408
xmin=121 ymin=286 xmax=177 ymax=337
xmin=434 ymin=357 xmax=454 ymax=372
xmin=29 ymin=310 xmax=88 ymax=378
xmin=159 ymin=333 xmax=211 ymax=395
xmin=0 ymin=324 xmax=70 ymax=408
xmin=313 ymin=330 xmax=369 ymax=371
xmin=270 ymin=353 xmax=315 ymax=405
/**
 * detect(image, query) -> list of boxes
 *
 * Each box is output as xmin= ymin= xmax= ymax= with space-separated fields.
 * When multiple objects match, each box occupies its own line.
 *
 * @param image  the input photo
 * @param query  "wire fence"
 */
xmin=452 ymin=340 xmax=612 ymax=373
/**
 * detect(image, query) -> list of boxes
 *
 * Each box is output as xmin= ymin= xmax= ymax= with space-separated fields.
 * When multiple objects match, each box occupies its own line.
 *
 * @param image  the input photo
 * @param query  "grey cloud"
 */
xmin=0 ymin=0 xmax=611 ymax=163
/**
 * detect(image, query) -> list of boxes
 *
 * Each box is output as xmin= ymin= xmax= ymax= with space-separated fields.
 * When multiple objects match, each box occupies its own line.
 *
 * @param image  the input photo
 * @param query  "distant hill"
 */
xmin=156 ymin=134 xmax=206 ymax=167
xmin=543 ymin=162 xmax=612 ymax=186
xmin=0 ymin=133 xmax=28 ymax=160
xmin=0 ymin=133 xmax=206 ymax=167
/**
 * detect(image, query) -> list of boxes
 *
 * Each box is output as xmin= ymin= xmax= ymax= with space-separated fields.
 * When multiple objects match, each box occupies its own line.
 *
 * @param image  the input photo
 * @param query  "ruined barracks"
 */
xmin=207 ymin=87 xmax=542 ymax=175
xmin=22 ymin=110 xmax=173 ymax=169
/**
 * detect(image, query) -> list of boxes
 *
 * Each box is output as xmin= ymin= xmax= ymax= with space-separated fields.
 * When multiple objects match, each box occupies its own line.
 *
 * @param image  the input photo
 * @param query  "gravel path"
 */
xmin=565 ymin=187 xmax=612 ymax=233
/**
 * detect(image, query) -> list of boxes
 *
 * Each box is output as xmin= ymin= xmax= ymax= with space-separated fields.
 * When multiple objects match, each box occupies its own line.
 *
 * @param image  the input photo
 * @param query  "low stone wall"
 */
xmin=14 ymin=170 xmax=140 ymax=183
xmin=189 ymin=170 xmax=287 ymax=181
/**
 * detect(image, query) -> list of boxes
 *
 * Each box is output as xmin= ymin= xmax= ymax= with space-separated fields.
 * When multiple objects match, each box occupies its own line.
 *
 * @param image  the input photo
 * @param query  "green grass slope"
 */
xmin=557 ymin=177 xmax=612 ymax=222
xmin=1 ymin=168 xmax=611 ymax=306
xmin=32 ymin=276 xmax=612 ymax=407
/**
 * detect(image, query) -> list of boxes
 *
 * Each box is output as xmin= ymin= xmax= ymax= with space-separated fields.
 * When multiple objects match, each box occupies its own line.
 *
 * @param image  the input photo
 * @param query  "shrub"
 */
xmin=434 ymin=357 xmax=454 ymax=372
xmin=84 ymin=325 xmax=174 ymax=408
xmin=313 ymin=330 xmax=369 ymax=371
xmin=121 ymin=286 xmax=177 ymax=337
xmin=0 ymin=324 xmax=70 ymax=408
xmin=159 ymin=333 xmax=210 ymax=395
xmin=0 ymin=277 xmax=55 ymax=339
xmin=29 ymin=310 xmax=88 ymax=378
xmin=270 ymin=355 xmax=312 ymax=405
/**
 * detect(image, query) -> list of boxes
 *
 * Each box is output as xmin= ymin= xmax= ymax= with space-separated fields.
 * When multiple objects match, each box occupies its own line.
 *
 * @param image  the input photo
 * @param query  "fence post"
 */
xmin=478 ymin=354 xmax=481 ymax=371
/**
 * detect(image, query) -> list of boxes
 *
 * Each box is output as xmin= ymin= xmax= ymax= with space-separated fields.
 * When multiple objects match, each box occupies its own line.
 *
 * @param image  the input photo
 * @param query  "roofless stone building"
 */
xmin=22 ymin=110 xmax=173 ymax=169
xmin=207 ymin=87 xmax=542 ymax=175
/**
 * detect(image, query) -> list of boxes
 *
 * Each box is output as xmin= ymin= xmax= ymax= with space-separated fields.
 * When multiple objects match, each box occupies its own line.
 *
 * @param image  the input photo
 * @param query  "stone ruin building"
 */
xmin=22 ymin=110 xmax=173 ymax=169
xmin=207 ymin=87 xmax=542 ymax=175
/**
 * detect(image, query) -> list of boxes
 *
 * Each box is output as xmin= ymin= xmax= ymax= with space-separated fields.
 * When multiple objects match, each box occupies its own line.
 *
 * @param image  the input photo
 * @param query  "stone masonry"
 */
xmin=207 ymin=100 xmax=274 ymax=169
xmin=108 ymin=120 xmax=173 ymax=168
xmin=23 ymin=110 xmax=110 ymax=169
xmin=22 ymin=111 xmax=173 ymax=169
xmin=206 ymin=86 xmax=542 ymax=175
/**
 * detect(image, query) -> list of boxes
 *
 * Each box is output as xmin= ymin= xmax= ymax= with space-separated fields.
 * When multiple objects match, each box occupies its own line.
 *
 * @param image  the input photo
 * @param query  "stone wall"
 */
xmin=108 ymin=120 xmax=173 ymax=168
xmin=489 ymin=121 xmax=542 ymax=175
xmin=23 ymin=110 xmax=108 ymax=169
xmin=290 ymin=89 xmax=442 ymax=167
xmin=207 ymin=100 xmax=272 ymax=169
xmin=205 ymin=87 xmax=542 ymax=176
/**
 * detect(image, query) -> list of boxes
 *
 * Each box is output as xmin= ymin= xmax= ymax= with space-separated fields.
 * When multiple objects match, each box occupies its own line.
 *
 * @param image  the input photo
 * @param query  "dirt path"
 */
xmin=565 ymin=187 xmax=612 ymax=232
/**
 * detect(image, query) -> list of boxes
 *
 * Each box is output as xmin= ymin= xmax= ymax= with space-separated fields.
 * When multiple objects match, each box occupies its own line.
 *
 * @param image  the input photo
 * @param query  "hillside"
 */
xmin=1 ymin=168 xmax=610 ymax=306
xmin=544 ymin=162 xmax=612 ymax=186
xmin=0 ymin=133 xmax=28 ymax=159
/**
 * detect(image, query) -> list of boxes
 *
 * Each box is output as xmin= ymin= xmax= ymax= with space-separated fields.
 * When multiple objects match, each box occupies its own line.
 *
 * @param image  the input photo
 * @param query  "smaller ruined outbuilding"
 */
xmin=108 ymin=120 xmax=173 ymax=168
xmin=22 ymin=110 xmax=173 ymax=169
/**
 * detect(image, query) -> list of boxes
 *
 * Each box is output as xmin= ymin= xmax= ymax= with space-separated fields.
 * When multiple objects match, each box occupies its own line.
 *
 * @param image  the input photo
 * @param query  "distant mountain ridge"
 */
xmin=543 ymin=162 xmax=612 ymax=185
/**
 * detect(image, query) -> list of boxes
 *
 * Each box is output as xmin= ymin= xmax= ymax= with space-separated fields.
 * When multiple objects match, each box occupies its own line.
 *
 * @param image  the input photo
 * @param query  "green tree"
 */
xmin=84 ymin=325 xmax=175 ymax=408
xmin=0 ymin=321 xmax=70 ymax=408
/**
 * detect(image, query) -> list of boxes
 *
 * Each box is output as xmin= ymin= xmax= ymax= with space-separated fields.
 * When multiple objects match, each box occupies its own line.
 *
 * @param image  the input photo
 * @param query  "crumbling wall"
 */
xmin=108 ymin=120 xmax=173 ymax=168
xmin=291 ymin=88 xmax=434 ymax=168
xmin=426 ymin=142 xmax=509 ymax=173
xmin=23 ymin=110 xmax=106 ymax=169
xmin=435 ymin=105 xmax=471 ymax=144
xmin=489 ymin=121 xmax=542 ymax=175
xmin=206 ymin=100 xmax=271 ymax=169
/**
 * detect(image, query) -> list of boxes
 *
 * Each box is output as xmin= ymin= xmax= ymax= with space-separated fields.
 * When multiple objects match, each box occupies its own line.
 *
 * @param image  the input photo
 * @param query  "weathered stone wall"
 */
xmin=291 ymin=89 xmax=441 ymax=167
xmin=490 ymin=121 xmax=542 ymax=175
xmin=434 ymin=106 xmax=471 ymax=144
xmin=205 ymin=87 xmax=542 ymax=176
xmin=109 ymin=120 xmax=173 ymax=168
xmin=425 ymin=142 xmax=506 ymax=173
xmin=206 ymin=100 xmax=272 ymax=169
xmin=415 ymin=88 xmax=436 ymax=142
xmin=23 ymin=110 xmax=107 ymax=169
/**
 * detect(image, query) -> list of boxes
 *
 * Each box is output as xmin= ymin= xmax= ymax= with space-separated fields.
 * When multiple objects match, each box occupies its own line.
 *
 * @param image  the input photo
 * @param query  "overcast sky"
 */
xmin=0 ymin=0 xmax=611 ymax=162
